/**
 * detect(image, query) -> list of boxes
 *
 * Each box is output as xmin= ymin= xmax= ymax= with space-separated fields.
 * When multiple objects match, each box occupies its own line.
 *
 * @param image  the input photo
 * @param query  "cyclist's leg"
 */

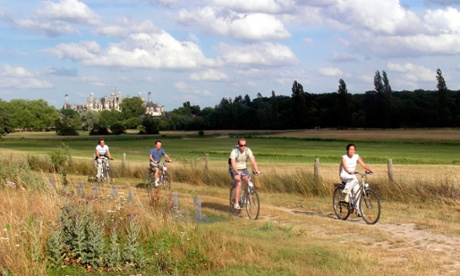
xmin=340 ymin=174 xmax=358 ymax=199
xmin=351 ymin=184 xmax=361 ymax=215
xmin=96 ymin=158 xmax=103 ymax=179
xmin=231 ymin=169 xmax=242 ymax=209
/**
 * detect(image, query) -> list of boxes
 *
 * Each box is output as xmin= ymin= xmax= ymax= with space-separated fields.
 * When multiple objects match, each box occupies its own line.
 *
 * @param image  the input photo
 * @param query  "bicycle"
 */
xmin=147 ymin=160 xmax=171 ymax=190
xmin=229 ymin=173 xmax=260 ymax=220
xmin=332 ymin=171 xmax=381 ymax=224
xmin=96 ymin=156 xmax=113 ymax=184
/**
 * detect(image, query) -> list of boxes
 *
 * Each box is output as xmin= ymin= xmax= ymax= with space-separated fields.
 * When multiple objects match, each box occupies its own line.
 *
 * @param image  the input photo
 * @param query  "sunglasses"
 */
xmin=239 ymin=144 xmax=247 ymax=147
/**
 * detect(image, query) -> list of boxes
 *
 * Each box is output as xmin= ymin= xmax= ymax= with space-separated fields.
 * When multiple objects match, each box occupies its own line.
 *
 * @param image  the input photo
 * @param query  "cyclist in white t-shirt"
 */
xmin=229 ymin=138 xmax=261 ymax=210
xmin=339 ymin=144 xmax=374 ymax=214
xmin=95 ymin=139 xmax=114 ymax=180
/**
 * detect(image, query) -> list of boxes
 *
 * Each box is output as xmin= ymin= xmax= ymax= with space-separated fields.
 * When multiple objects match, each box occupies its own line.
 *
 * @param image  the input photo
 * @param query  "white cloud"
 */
xmin=218 ymin=42 xmax=298 ymax=66
xmin=51 ymin=41 xmax=101 ymax=60
xmin=330 ymin=0 xmax=424 ymax=36
xmin=0 ymin=65 xmax=53 ymax=89
xmin=317 ymin=67 xmax=343 ymax=77
xmin=50 ymin=31 xmax=215 ymax=69
xmin=35 ymin=0 xmax=100 ymax=25
xmin=387 ymin=62 xmax=435 ymax=82
xmin=423 ymin=7 xmax=460 ymax=34
xmin=14 ymin=0 xmax=100 ymax=37
xmin=210 ymin=0 xmax=290 ymax=13
xmin=95 ymin=18 xmax=159 ymax=37
xmin=189 ymin=69 xmax=230 ymax=81
xmin=177 ymin=6 xmax=290 ymax=41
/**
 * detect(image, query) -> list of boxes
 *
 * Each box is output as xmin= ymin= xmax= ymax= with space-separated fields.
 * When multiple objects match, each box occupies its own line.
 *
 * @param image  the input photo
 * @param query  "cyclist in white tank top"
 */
xmin=339 ymin=144 xmax=374 ymax=211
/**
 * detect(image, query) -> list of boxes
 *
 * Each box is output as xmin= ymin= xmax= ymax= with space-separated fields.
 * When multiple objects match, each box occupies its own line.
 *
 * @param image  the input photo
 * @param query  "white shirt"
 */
xmin=339 ymin=153 xmax=359 ymax=175
xmin=96 ymin=145 xmax=109 ymax=156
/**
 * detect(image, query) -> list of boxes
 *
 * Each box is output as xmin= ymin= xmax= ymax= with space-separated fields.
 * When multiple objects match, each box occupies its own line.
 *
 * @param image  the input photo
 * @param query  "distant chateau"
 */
xmin=62 ymin=89 xmax=165 ymax=117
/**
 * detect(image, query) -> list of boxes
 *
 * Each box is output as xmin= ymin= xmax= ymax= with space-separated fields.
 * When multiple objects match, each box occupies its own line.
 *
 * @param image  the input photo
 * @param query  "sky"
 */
xmin=0 ymin=0 xmax=459 ymax=111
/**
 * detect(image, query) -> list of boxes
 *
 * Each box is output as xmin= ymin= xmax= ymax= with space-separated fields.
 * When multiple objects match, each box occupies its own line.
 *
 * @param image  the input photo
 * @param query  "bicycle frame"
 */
xmin=332 ymin=171 xmax=381 ymax=224
xmin=230 ymin=173 xmax=260 ymax=220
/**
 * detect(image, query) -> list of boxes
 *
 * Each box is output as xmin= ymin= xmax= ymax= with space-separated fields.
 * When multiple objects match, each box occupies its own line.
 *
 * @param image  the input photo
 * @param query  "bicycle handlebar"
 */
xmin=354 ymin=171 xmax=373 ymax=176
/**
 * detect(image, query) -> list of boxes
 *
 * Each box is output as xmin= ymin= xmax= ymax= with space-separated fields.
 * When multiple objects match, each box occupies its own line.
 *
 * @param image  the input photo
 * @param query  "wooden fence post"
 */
xmin=314 ymin=158 xmax=320 ymax=184
xmin=387 ymin=159 xmax=394 ymax=181
xmin=205 ymin=153 xmax=209 ymax=170
xmin=122 ymin=153 xmax=126 ymax=171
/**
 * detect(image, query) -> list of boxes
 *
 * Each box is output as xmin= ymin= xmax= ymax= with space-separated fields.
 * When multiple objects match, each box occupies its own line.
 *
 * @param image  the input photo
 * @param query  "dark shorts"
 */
xmin=229 ymin=168 xmax=249 ymax=179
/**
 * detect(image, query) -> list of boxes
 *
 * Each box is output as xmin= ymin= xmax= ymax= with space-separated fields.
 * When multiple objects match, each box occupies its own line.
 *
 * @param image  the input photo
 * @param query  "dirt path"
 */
xmin=196 ymin=192 xmax=460 ymax=275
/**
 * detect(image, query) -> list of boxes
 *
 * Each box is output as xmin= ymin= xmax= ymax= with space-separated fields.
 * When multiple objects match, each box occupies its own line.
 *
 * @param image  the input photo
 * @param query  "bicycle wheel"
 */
xmin=245 ymin=188 xmax=260 ymax=220
xmin=229 ymin=185 xmax=242 ymax=215
xmin=359 ymin=189 xmax=381 ymax=224
xmin=106 ymin=167 xmax=113 ymax=184
xmin=162 ymin=171 xmax=171 ymax=190
xmin=147 ymin=172 xmax=154 ymax=187
xmin=332 ymin=186 xmax=351 ymax=220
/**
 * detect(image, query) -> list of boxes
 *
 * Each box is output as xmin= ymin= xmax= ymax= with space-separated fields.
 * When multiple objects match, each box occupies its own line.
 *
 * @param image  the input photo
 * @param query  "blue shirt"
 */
xmin=149 ymin=148 xmax=166 ymax=162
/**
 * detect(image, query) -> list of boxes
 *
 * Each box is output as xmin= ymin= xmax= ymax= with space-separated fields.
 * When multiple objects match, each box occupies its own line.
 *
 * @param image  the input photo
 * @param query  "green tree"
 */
xmin=55 ymin=116 xmax=79 ymax=136
xmin=120 ymin=97 xmax=145 ymax=120
xmin=80 ymin=110 xmax=99 ymax=131
xmin=142 ymin=116 xmax=159 ymax=134
xmin=110 ymin=121 xmax=126 ymax=135
xmin=337 ymin=79 xmax=351 ymax=128
xmin=0 ymin=100 xmax=14 ymax=135
xmin=291 ymin=80 xmax=307 ymax=128
xmin=436 ymin=68 xmax=449 ymax=126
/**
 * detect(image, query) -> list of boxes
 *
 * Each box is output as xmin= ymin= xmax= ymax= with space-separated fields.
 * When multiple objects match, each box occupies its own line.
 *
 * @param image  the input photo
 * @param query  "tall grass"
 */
xmin=0 ymin=158 xmax=212 ymax=274
xmin=12 ymin=153 xmax=460 ymax=204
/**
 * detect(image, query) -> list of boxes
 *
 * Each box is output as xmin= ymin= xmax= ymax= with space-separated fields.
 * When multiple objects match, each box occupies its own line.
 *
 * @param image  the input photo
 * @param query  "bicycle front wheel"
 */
xmin=332 ymin=186 xmax=351 ymax=220
xmin=246 ymin=188 xmax=260 ymax=220
xmin=105 ymin=168 xmax=113 ymax=184
xmin=359 ymin=189 xmax=381 ymax=224
xmin=229 ymin=185 xmax=242 ymax=215
xmin=162 ymin=172 xmax=171 ymax=190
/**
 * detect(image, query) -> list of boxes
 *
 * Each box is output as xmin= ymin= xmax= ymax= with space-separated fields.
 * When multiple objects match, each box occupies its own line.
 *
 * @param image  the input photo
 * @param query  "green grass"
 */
xmin=1 ymin=134 xmax=460 ymax=164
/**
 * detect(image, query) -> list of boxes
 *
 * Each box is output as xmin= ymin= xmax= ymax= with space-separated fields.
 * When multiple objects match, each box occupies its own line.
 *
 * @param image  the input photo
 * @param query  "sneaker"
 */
xmin=234 ymin=204 xmax=242 ymax=210
xmin=154 ymin=180 xmax=160 ymax=187
xmin=356 ymin=209 xmax=362 ymax=217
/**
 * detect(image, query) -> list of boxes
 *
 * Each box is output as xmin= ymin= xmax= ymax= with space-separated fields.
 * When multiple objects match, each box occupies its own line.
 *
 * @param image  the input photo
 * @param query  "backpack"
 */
xmin=228 ymin=146 xmax=248 ymax=165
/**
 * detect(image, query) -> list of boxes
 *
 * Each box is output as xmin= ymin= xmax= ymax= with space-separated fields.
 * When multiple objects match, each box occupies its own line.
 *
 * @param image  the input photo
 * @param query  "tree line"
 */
xmin=167 ymin=69 xmax=460 ymax=130
xmin=0 ymin=69 xmax=458 ymax=136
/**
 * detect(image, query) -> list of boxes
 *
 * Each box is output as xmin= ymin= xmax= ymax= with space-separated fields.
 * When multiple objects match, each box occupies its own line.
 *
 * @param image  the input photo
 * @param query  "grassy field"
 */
xmin=1 ymin=129 xmax=460 ymax=275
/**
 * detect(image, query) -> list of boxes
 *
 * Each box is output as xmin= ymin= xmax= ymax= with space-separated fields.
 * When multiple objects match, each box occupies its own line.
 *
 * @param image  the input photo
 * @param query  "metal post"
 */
xmin=205 ymin=153 xmax=209 ymax=170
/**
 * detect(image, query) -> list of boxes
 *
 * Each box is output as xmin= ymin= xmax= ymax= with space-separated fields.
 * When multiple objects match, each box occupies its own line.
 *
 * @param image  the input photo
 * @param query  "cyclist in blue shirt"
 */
xmin=149 ymin=140 xmax=172 ymax=187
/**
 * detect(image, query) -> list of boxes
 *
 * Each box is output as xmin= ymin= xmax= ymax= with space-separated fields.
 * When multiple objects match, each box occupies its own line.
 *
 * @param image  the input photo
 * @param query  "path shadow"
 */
xmin=135 ymin=183 xmax=149 ymax=189
xmin=201 ymin=202 xmax=230 ymax=213
xmin=292 ymin=210 xmax=362 ymax=223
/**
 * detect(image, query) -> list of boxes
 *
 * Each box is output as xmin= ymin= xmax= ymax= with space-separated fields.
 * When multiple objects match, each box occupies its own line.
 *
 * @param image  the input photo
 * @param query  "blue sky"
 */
xmin=0 ymin=0 xmax=459 ymax=110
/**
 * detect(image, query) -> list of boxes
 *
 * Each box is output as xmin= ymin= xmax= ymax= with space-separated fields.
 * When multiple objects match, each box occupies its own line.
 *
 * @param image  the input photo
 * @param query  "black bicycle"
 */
xmin=147 ymin=160 xmax=171 ymax=190
xmin=230 ymin=173 xmax=260 ymax=220
xmin=332 ymin=171 xmax=381 ymax=224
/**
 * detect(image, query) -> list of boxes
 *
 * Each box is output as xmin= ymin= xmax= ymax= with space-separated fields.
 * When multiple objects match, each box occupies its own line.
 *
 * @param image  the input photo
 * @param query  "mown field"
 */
xmin=1 ymin=129 xmax=460 ymax=275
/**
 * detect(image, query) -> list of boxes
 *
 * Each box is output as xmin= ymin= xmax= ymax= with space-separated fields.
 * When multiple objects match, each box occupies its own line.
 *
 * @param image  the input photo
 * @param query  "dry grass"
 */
xmin=258 ymin=128 xmax=460 ymax=142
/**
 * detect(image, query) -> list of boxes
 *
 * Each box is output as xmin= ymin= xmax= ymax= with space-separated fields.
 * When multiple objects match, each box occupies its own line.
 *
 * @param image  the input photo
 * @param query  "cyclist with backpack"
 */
xmin=229 ymin=138 xmax=261 ymax=210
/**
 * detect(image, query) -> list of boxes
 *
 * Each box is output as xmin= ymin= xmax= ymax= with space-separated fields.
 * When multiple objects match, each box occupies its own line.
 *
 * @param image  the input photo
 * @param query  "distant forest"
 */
xmin=169 ymin=69 xmax=460 ymax=130
xmin=0 ymin=69 xmax=459 ymax=136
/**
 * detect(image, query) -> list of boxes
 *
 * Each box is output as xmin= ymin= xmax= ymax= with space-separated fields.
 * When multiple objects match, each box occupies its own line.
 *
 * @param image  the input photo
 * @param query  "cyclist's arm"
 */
xmin=106 ymin=150 xmax=114 ymax=160
xmin=248 ymin=155 xmax=260 ymax=174
xmin=164 ymin=153 xmax=172 ymax=162
xmin=357 ymin=156 xmax=373 ymax=173
xmin=341 ymin=157 xmax=353 ymax=174
xmin=96 ymin=148 xmax=101 ymax=159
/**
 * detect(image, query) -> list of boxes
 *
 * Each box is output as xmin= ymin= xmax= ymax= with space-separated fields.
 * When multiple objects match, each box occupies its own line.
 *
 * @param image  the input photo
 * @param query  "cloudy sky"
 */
xmin=1 ymin=0 xmax=459 ymax=110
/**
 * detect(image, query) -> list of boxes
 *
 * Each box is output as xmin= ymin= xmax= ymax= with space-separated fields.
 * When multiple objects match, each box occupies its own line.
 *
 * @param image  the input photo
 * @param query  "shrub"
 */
xmin=110 ymin=121 xmax=126 ymax=135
